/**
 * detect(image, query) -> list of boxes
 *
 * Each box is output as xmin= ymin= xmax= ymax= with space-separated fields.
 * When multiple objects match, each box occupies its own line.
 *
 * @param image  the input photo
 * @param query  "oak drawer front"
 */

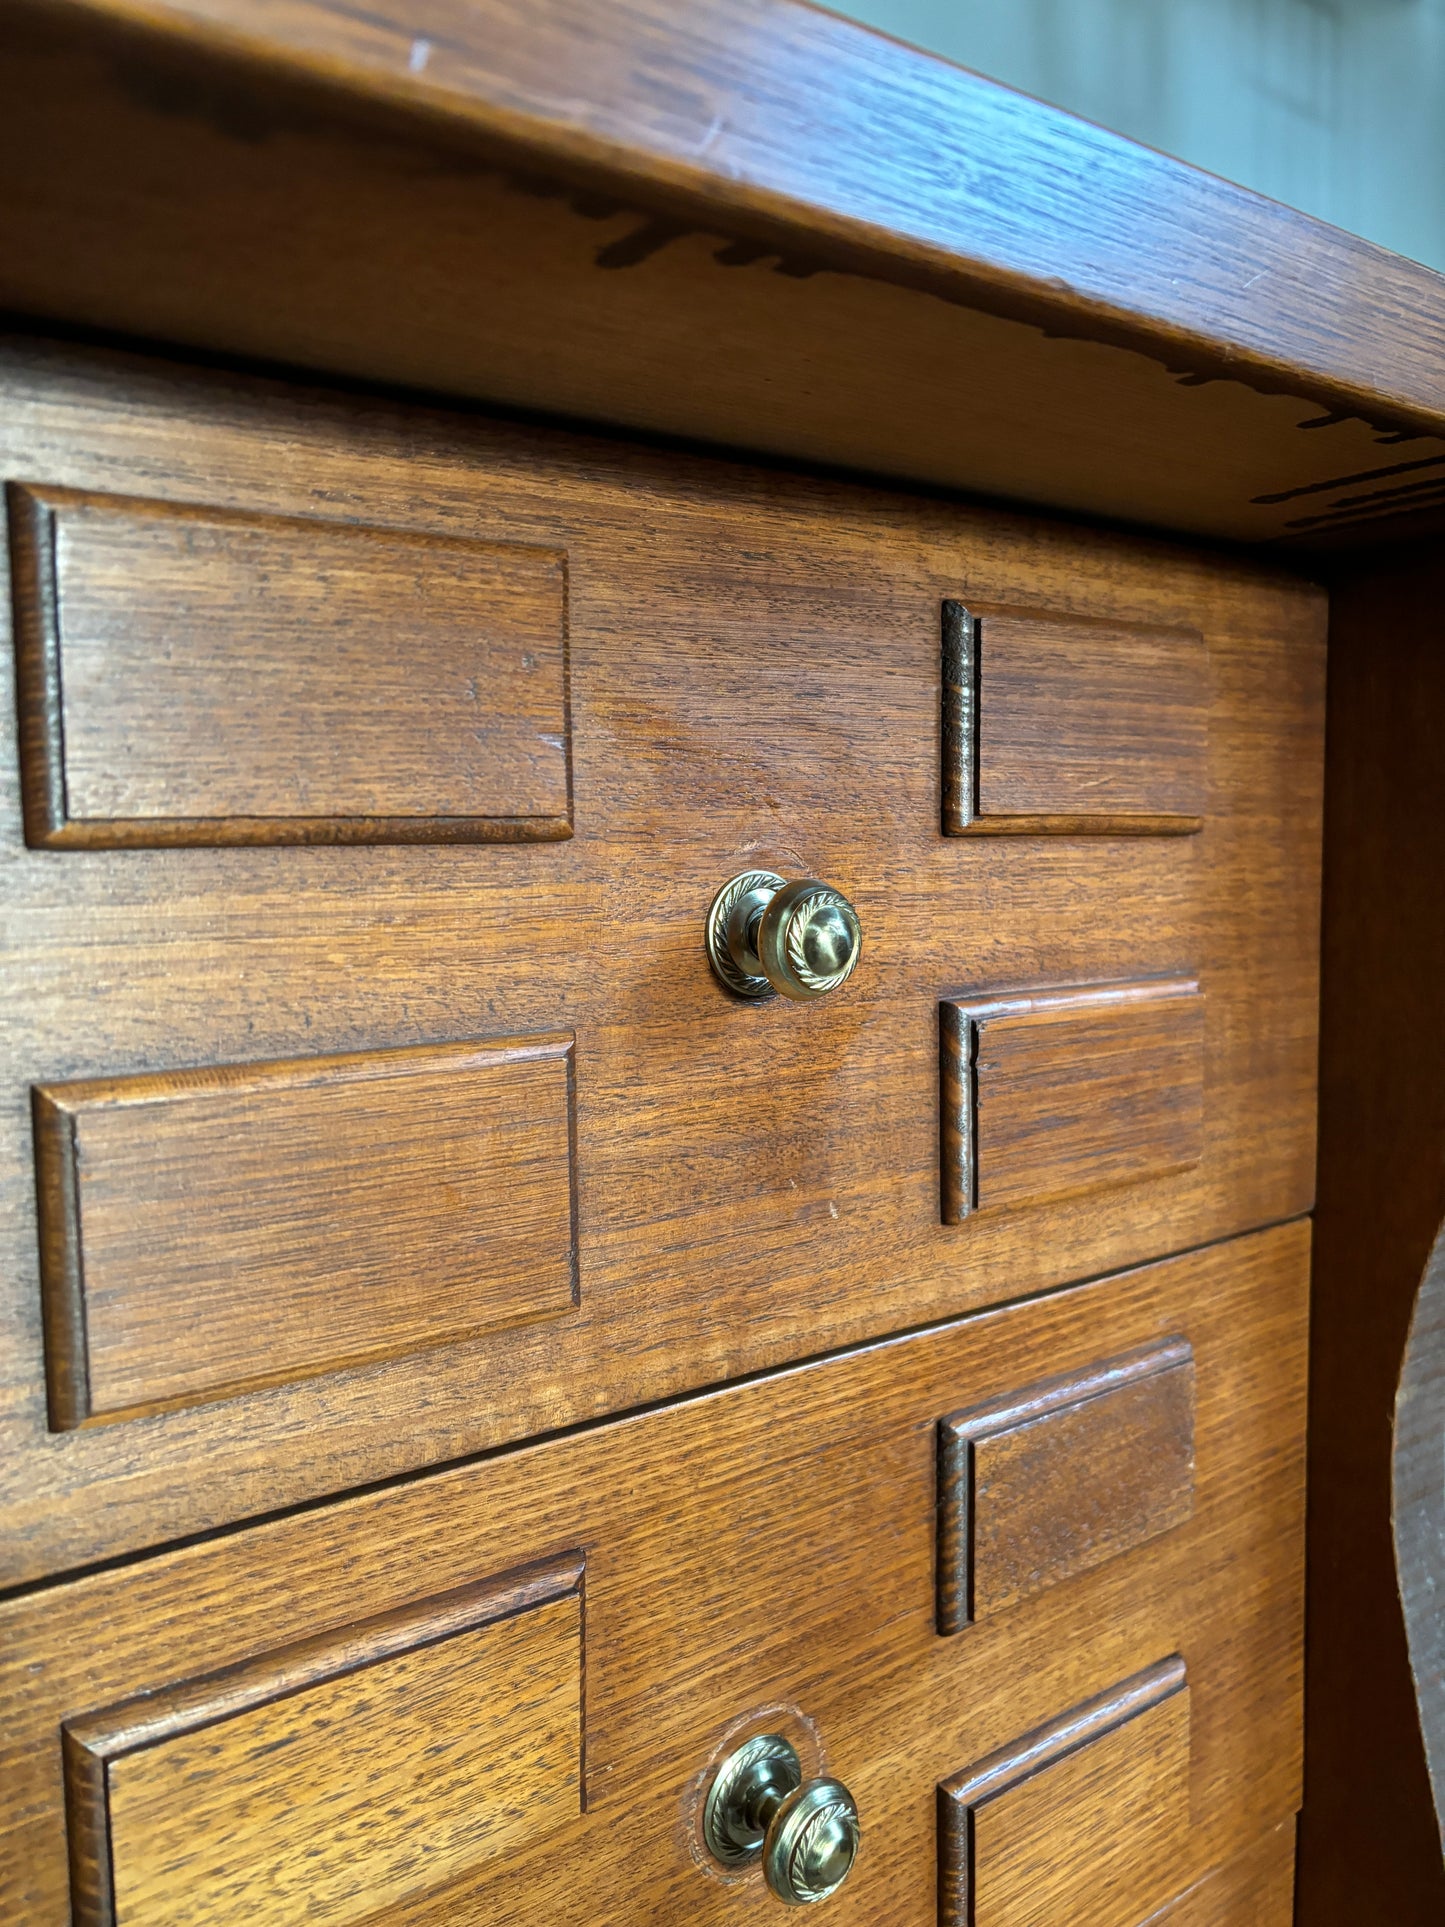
xmin=64 ymin=1557 xmax=583 ymax=1927
xmin=942 ymin=602 xmax=1208 ymax=835
xmin=0 ymin=1225 xmax=1308 ymax=1925
xmin=33 ymin=1035 xmax=577 ymax=1428
xmin=0 ymin=345 xmax=1324 ymax=1580
xmin=8 ymin=483 xmax=572 ymax=847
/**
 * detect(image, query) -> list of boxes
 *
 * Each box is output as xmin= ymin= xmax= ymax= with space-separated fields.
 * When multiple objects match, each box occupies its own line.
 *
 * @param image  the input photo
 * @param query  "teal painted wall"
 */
xmin=835 ymin=0 xmax=1445 ymax=272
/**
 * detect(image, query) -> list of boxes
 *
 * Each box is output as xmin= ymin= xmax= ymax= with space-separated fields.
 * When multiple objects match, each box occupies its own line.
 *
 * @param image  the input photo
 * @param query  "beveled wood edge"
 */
xmin=31 ymin=0 xmax=1445 ymax=439
xmin=949 ymin=815 xmax=1204 ymax=839
xmin=9 ymin=478 xmax=571 ymax=561
xmin=938 ymin=1000 xmax=975 ymax=1225
xmin=31 ymin=1086 xmax=89 ymax=1432
xmin=6 ymin=480 xmax=68 ymax=846
xmin=936 ymin=1655 xmax=1188 ymax=1926
xmin=938 ymin=978 xmax=1204 ymax=1224
xmin=5 ymin=479 xmax=574 ymax=850
xmin=935 ymin=1339 xmax=1194 ymax=1635
xmin=946 ymin=975 xmax=1203 ymax=1030
xmin=61 ymin=1550 xmax=586 ymax=1927
xmin=36 ymin=814 xmax=575 ymax=847
xmin=33 ymin=1031 xmax=579 ymax=1430
xmin=36 ymin=1030 xmax=576 ymax=1111
xmin=940 ymin=599 xmax=977 ymax=835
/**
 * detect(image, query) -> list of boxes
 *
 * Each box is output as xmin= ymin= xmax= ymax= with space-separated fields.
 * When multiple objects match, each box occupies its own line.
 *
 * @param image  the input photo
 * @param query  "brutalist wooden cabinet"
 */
xmin=0 ymin=3 xmax=1439 ymax=1923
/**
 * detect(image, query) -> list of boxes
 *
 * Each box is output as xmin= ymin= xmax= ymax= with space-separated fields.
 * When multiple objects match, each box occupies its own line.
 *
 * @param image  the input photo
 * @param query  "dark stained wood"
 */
xmin=1 ymin=2 xmax=1444 ymax=547
xmin=1298 ymin=543 xmax=1445 ymax=1924
xmin=0 ymin=1225 xmax=1309 ymax=1924
xmin=0 ymin=340 xmax=1325 ymax=1582
xmin=8 ymin=482 xmax=571 ymax=847
xmin=34 ymin=1034 xmax=578 ymax=1429
xmin=942 ymin=604 xmax=1207 ymax=836
xmin=65 ymin=1552 xmax=584 ymax=1927
xmin=940 ymin=979 xmax=1205 ymax=1222
xmin=938 ymin=1656 xmax=1189 ymax=1927
xmin=1393 ymin=1217 xmax=1445 ymax=1845
xmin=937 ymin=1339 xmax=1194 ymax=1634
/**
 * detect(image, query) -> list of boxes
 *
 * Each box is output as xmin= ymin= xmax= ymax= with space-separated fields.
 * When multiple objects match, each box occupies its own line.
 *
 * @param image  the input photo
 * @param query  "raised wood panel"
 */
xmin=941 ymin=980 xmax=1205 ymax=1222
xmin=7 ymin=482 xmax=571 ymax=847
xmin=0 ymin=344 xmax=1324 ymax=1582
xmin=937 ymin=1339 xmax=1195 ymax=1633
xmin=0 ymin=1226 xmax=1309 ymax=1925
xmin=942 ymin=604 xmax=1207 ymax=835
xmin=34 ymin=1034 xmax=578 ymax=1428
xmin=938 ymin=1658 xmax=1190 ymax=1927
xmin=63 ymin=1553 xmax=584 ymax=1927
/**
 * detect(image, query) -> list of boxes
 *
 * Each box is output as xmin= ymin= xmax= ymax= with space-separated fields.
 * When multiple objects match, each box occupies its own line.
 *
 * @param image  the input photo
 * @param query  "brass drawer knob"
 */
xmin=706 ymin=871 xmax=862 ymax=1002
xmin=703 ymin=1732 xmax=861 ymax=1905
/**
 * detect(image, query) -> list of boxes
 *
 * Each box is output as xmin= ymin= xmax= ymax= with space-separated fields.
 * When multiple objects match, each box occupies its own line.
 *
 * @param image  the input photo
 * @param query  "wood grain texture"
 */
xmin=941 ymin=980 xmax=1205 ymax=1222
xmin=64 ymin=1552 xmax=583 ymax=1927
xmin=937 ymin=1339 xmax=1195 ymax=1634
xmin=1299 ymin=544 xmax=1445 ymax=1925
xmin=34 ymin=1034 xmax=578 ymax=1428
xmin=7 ymin=482 xmax=571 ymax=846
xmin=1142 ymin=1824 xmax=1296 ymax=1924
xmin=1393 ymin=1217 xmax=1445 ymax=1847
xmin=938 ymin=1657 xmax=1190 ymax=1927
xmin=2 ymin=0 xmax=1445 ymax=551
xmin=0 ymin=1225 xmax=1309 ymax=1925
xmin=942 ymin=605 xmax=1207 ymax=835
xmin=0 ymin=341 xmax=1324 ymax=1582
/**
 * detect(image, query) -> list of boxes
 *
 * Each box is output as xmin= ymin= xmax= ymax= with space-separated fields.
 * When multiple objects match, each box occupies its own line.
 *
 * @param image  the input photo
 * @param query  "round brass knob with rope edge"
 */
xmin=705 ymin=871 xmax=863 ymax=1002
xmin=702 ymin=1731 xmax=861 ymax=1905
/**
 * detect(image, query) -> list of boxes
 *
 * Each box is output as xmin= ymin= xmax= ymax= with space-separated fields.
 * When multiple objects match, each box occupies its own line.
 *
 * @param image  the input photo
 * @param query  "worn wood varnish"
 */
xmin=0 ymin=340 xmax=1324 ymax=1583
xmin=1 ymin=1 xmax=1444 ymax=546
xmin=937 ymin=1339 xmax=1195 ymax=1634
xmin=0 ymin=1224 xmax=1309 ymax=1925
xmin=33 ymin=1034 xmax=578 ymax=1428
xmin=940 ymin=979 xmax=1206 ymax=1222
xmin=8 ymin=482 xmax=572 ymax=846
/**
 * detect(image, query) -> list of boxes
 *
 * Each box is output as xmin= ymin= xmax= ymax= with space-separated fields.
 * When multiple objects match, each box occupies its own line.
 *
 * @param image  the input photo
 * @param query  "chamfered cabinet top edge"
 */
xmin=32 ymin=0 xmax=1445 ymax=424
xmin=5 ymin=0 xmax=1445 ymax=552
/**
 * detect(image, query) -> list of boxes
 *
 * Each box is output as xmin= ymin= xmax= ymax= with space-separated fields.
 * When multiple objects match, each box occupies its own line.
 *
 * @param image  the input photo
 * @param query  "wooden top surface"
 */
xmin=37 ymin=0 xmax=1445 ymax=419
xmin=6 ymin=0 xmax=1445 ymax=546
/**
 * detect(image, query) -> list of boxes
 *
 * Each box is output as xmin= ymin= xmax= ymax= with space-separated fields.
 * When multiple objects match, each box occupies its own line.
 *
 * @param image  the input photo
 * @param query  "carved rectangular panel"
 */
xmin=938 ymin=1658 xmax=1190 ymax=1927
xmin=940 ymin=978 xmax=1205 ymax=1221
xmin=34 ymin=1034 xmax=578 ymax=1428
xmin=942 ymin=601 xmax=1207 ymax=834
xmin=7 ymin=483 xmax=571 ymax=846
xmin=62 ymin=1553 xmax=584 ymax=1927
xmin=936 ymin=1339 xmax=1196 ymax=1633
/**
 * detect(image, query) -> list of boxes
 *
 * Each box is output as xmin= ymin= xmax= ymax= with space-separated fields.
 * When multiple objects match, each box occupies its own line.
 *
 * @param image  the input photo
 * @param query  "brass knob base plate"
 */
xmin=705 ymin=870 xmax=786 ymax=999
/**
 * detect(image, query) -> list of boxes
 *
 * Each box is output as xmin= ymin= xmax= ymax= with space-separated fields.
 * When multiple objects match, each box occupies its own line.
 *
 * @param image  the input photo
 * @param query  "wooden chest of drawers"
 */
xmin=4 ymin=1228 xmax=1306 ymax=1923
xmin=3 ymin=0 xmax=1441 ymax=1922
xmin=0 ymin=341 xmax=1323 ymax=1588
xmin=0 ymin=335 xmax=1322 ymax=1924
